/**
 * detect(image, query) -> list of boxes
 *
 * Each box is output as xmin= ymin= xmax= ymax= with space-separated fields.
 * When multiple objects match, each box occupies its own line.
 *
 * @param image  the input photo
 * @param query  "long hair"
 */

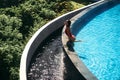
xmin=66 ymin=20 xmax=71 ymax=27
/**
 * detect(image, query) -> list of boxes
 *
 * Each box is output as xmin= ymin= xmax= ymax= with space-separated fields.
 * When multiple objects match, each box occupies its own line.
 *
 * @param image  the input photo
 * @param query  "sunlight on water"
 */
xmin=73 ymin=3 xmax=120 ymax=80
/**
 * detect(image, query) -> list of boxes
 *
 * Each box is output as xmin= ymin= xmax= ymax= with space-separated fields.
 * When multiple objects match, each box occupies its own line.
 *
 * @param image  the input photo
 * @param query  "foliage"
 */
xmin=0 ymin=0 xmax=25 ymax=8
xmin=0 ymin=14 xmax=23 ymax=40
xmin=58 ymin=1 xmax=74 ymax=13
xmin=0 ymin=14 xmax=24 ymax=80
xmin=0 ymin=0 xmax=91 ymax=80
xmin=40 ymin=8 xmax=56 ymax=19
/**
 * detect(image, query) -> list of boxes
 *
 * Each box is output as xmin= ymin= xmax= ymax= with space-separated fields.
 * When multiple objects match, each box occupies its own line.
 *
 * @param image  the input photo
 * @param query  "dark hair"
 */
xmin=66 ymin=20 xmax=71 ymax=27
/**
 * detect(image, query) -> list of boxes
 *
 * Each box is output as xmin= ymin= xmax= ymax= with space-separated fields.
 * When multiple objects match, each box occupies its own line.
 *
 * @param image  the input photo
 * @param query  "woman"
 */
xmin=64 ymin=20 xmax=76 ymax=42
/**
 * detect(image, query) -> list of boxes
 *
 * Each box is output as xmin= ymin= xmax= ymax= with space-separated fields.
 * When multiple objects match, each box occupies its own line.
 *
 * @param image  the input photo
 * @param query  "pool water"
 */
xmin=73 ymin=3 xmax=120 ymax=80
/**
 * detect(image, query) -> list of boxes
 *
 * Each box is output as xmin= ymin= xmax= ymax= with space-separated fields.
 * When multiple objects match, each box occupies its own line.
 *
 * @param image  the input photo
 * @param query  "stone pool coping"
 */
xmin=61 ymin=0 xmax=115 ymax=80
xmin=20 ymin=0 xmax=105 ymax=80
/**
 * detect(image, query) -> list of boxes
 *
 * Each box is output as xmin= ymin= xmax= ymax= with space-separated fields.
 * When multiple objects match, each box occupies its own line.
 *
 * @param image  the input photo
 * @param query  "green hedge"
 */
xmin=0 ymin=0 xmax=25 ymax=8
xmin=0 ymin=0 xmax=64 ymax=80
xmin=0 ymin=0 xmax=90 ymax=80
xmin=0 ymin=14 xmax=24 ymax=80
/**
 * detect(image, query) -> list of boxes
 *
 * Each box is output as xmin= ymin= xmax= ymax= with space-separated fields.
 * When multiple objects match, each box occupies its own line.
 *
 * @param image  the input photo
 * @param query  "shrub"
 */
xmin=40 ymin=8 xmax=56 ymax=19
xmin=0 ymin=0 xmax=90 ymax=80
xmin=0 ymin=0 xmax=25 ymax=8
xmin=0 ymin=14 xmax=23 ymax=80
xmin=0 ymin=14 xmax=23 ymax=40
xmin=52 ymin=1 xmax=73 ymax=13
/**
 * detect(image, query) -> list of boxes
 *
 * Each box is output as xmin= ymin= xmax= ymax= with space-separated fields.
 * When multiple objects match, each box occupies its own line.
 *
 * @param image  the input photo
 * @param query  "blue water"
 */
xmin=73 ymin=4 xmax=120 ymax=80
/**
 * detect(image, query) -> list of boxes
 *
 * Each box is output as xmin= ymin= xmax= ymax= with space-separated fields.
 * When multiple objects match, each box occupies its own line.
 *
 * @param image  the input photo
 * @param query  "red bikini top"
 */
xmin=65 ymin=28 xmax=72 ymax=37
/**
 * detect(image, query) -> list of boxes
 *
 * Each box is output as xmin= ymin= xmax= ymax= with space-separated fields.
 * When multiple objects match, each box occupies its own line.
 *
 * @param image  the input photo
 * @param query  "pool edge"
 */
xmin=61 ymin=0 xmax=116 ymax=80
xmin=19 ymin=1 xmax=105 ymax=80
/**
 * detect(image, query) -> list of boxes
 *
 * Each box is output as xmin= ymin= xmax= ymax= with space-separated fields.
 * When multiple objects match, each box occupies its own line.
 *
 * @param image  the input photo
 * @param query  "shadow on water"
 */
xmin=27 ymin=27 xmax=85 ymax=80
xmin=79 ymin=55 xmax=87 ymax=60
xmin=66 ymin=41 xmax=75 ymax=52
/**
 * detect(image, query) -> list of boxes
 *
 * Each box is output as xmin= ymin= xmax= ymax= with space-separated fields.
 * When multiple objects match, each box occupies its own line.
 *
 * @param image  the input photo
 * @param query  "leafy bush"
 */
xmin=0 ymin=0 xmax=73 ymax=80
xmin=0 ymin=0 xmax=91 ymax=80
xmin=40 ymin=8 xmax=56 ymax=19
xmin=52 ymin=1 xmax=73 ymax=13
xmin=0 ymin=14 xmax=23 ymax=80
xmin=0 ymin=0 xmax=25 ymax=8
xmin=0 ymin=14 xmax=23 ymax=40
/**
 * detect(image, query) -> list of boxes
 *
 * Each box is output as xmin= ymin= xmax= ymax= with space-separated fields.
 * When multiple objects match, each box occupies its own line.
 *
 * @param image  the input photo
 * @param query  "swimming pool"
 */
xmin=73 ymin=2 xmax=120 ymax=80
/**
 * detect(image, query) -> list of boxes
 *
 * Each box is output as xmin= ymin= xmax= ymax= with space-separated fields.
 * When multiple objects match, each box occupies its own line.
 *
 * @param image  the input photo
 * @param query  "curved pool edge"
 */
xmin=19 ymin=1 xmax=106 ymax=80
xmin=62 ymin=31 xmax=98 ymax=80
xmin=62 ymin=0 xmax=117 ymax=80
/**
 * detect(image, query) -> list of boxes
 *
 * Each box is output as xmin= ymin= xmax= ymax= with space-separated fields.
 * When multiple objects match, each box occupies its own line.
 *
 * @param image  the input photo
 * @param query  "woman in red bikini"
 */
xmin=64 ymin=20 xmax=76 ymax=42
